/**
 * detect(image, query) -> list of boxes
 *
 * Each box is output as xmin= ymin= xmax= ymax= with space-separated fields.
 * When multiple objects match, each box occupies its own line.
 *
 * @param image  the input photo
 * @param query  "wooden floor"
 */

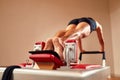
xmin=108 ymin=77 xmax=120 ymax=80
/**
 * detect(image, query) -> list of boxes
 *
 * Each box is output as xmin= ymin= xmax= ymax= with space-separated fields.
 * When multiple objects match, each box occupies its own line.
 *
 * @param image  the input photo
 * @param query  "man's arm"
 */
xmin=96 ymin=25 xmax=105 ymax=52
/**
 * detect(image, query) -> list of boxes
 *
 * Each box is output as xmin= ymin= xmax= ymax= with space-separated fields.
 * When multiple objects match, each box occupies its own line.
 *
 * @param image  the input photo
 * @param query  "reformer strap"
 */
xmin=29 ymin=50 xmax=61 ymax=60
xmin=2 ymin=65 xmax=21 ymax=80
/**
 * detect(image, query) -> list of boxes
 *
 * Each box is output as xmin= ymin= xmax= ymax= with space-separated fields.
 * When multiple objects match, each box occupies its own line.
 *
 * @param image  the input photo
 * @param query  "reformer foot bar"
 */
xmin=79 ymin=51 xmax=106 ymax=67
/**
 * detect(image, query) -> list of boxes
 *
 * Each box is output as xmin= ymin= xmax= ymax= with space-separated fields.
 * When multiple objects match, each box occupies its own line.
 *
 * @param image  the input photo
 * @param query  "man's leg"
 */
xmin=54 ymin=30 xmax=66 ymax=37
xmin=44 ymin=29 xmax=66 ymax=50
xmin=52 ymin=37 xmax=64 ymax=61
xmin=61 ymin=25 xmax=76 ymax=41
xmin=43 ymin=38 xmax=54 ymax=50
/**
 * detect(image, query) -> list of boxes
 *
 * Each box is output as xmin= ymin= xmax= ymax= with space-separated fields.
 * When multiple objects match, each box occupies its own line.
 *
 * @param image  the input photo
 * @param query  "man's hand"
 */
xmin=81 ymin=49 xmax=86 ymax=53
xmin=99 ymin=48 xmax=104 ymax=52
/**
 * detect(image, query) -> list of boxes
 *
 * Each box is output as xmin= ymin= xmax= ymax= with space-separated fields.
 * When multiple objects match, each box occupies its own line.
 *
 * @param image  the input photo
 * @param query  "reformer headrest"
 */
xmin=29 ymin=50 xmax=60 ymax=60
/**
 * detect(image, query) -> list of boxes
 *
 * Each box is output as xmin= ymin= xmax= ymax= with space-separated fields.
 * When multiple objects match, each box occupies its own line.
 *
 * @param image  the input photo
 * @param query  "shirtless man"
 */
xmin=43 ymin=17 xmax=104 ymax=61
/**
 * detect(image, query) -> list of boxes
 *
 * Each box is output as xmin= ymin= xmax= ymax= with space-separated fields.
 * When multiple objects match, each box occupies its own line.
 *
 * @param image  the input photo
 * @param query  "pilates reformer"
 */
xmin=29 ymin=41 xmax=106 ymax=69
xmin=0 ymin=39 xmax=110 ymax=80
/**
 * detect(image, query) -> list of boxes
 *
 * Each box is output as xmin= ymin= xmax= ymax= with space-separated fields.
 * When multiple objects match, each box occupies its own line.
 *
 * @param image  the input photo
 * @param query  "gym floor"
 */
xmin=108 ymin=77 xmax=120 ymax=80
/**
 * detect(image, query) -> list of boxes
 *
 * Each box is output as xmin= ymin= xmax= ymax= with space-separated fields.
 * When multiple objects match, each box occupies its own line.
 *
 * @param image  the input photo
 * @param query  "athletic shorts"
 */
xmin=68 ymin=17 xmax=97 ymax=32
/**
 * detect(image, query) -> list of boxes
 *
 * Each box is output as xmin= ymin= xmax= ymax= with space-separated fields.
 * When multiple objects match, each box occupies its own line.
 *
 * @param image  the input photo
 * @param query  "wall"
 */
xmin=0 ymin=0 xmax=113 ymax=74
xmin=109 ymin=0 xmax=120 ymax=76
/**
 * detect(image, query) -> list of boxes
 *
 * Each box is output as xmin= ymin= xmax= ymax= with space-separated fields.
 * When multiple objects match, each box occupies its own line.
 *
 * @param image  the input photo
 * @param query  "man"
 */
xmin=43 ymin=17 xmax=104 ymax=61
